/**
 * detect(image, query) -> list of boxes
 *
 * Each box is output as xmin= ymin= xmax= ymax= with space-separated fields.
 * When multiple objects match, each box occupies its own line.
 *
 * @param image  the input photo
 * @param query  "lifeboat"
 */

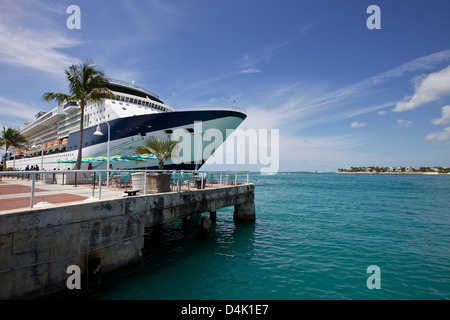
xmin=54 ymin=140 xmax=62 ymax=150
xmin=60 ymin=138 xmax=68 ymax=151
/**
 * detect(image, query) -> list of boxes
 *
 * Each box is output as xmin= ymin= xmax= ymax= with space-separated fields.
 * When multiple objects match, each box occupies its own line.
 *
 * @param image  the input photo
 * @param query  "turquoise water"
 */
xmin=96 ymin=173 xmax=450 ymax=300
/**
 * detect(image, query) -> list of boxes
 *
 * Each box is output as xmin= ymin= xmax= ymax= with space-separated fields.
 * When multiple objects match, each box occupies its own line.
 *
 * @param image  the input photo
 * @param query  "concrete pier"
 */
xmin=0 ymin=181 xmax=255 ymax=299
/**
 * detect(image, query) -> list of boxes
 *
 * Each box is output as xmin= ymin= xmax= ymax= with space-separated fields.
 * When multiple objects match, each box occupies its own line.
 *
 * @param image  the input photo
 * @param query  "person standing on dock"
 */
xmin=0 ymin=161 xmax=4 ymax=181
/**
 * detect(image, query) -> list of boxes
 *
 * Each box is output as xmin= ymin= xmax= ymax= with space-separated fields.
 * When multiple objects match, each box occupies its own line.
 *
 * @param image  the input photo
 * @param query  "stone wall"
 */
xmin=0 ymin=199 xmax=145 ymax=299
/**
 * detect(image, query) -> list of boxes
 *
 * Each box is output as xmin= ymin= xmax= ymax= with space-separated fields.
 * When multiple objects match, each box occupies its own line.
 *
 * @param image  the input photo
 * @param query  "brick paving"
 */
xmin=1 ymin=193 xmax=88 ymax=211
xmin=0 ymin=183 xmax=48 ymax=195
xmin=0 ymin=178 xmax=124 ymax=213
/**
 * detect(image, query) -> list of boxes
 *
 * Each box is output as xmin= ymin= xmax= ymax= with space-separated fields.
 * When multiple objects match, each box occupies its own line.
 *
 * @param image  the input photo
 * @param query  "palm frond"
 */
xmin=135 ymin=137 xmax=182 ymax=169
xmin=1 ymin=126 xmax=28 ymax=151
xmin=43 ymin=59 xmax=115 ymax=169
xmin=43 ymin=92 xmax=74 ymax=104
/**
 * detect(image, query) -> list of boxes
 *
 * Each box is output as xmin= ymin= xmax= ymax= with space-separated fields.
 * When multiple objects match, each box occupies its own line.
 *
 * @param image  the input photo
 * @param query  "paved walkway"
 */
xmin=0 ymin=174 xmax=242 ymax=214
xmin=0 ymin=178 xmax=126 ymax=214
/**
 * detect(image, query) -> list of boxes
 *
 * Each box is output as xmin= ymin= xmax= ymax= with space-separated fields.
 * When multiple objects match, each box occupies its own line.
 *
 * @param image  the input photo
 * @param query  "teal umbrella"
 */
xmin=120 ymin=155 xmax=145 ymax=161
xmin=136 ymin=154 xmax=157 ymax=159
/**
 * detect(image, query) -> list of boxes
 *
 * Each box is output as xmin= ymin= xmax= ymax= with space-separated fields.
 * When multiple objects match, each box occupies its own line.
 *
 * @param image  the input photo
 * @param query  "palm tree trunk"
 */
xmin=75 ymin=103 xmax=85 ymax=170
xmin=4 ymin=147 xmax=9 ymax=169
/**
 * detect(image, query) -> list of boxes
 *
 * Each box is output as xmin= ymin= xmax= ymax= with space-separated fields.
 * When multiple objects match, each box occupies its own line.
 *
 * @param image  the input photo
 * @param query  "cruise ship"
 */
xmin=7 ymin=78 xmax=247 ymax=171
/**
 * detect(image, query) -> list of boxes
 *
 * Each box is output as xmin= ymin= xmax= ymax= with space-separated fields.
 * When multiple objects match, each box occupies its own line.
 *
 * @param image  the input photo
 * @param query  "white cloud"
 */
xmin=241 ymin=68 xmax=262 ymax=74
xmin=394 ymin=65 xmax=450 ymax=112
xmin=377 ymin=110 xmax=386 ymax=116
xmin=204 ymin=129 xmax=365 ymax=172
xmin=351 ymin=121 xmax=366 ymax=128
xmin=0 ymin=96 xmax=40 ymax=120
xmin=0 ymin=0 xmax=81 ymax=75
xmin=255 ymin=51 xmax=450 ymax=130
xmin=431 ymin=105 xmax=450 ymax=125
xmin=239 ymin=40 xmax=291 ymax=74
xmin=425 ymin=127 xmax=450 ymax=142
xmin=396 ymin=119 xmax=412 ymax=127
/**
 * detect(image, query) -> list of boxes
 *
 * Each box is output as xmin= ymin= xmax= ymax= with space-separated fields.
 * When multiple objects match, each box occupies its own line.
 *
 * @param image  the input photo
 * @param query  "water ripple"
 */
xmin=97 ymin=173 xmax=450 ymax=300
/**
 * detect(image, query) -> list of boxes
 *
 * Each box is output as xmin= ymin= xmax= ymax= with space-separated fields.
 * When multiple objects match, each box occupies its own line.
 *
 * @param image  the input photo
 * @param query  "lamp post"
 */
xmin=94 ymin=121 xmax=110 ymax=187
xmin=31 ymin=138 xmax=44 ymax=171
xmin=9 ymin=146 xmax=16 ymax=170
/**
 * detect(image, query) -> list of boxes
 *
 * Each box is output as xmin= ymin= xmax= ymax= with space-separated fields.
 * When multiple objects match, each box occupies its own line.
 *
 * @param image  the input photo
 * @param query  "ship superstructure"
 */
xmin=7 ymin=79 xmax=246 ymax=170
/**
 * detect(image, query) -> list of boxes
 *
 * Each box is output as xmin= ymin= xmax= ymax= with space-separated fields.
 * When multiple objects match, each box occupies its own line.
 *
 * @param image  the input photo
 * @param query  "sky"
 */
xmin=1 ymin=0 xmax=450 ymax=172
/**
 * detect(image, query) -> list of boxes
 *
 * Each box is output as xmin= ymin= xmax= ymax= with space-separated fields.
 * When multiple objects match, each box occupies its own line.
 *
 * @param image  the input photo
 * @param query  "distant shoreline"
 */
xmin=334 ymin=171 xmax=450 ymax=175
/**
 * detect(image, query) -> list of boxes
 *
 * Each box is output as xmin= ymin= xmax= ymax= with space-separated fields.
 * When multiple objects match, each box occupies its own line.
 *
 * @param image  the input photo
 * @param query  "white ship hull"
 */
xmin=11 ymin=111 xmax=245 ymax=171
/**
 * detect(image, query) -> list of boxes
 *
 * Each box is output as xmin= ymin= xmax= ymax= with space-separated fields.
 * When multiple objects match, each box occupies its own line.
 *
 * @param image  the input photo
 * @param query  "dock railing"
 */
xmin=0 ymin=169 xmax=251 ymax=209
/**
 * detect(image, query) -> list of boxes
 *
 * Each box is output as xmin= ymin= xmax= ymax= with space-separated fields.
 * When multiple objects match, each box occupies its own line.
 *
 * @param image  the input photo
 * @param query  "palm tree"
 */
xmin=1 ymin=126 xmax=28 ymax=168
xmin=43 ymin=60 xmax=115 ymax=169
xmin=135 ymin=136 xmax=182 ymax=169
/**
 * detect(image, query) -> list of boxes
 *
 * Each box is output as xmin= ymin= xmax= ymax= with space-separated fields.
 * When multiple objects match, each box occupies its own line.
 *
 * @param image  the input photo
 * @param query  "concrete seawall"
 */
xmin=0 ymin=184 xmax=255 ymax=299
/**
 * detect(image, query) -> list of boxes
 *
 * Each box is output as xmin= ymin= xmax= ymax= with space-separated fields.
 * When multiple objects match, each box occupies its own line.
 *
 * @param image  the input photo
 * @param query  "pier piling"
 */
xmin=199 ymin=216 xmax=213 ymax=239
xmin=234 ymin=202 xmax=256 ymax=222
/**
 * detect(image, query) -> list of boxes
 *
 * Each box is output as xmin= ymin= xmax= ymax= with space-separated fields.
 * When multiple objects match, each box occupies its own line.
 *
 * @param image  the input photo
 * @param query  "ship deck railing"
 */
xmin=174 ymin=105 xmax=247 ymax=115
xmin=0 ymin=169 xmax=251 ymax=209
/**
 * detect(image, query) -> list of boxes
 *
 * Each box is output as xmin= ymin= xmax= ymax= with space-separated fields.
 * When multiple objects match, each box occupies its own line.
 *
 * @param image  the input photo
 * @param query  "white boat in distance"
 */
xmin=7 ymin=78 xmax=246 ymax=171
